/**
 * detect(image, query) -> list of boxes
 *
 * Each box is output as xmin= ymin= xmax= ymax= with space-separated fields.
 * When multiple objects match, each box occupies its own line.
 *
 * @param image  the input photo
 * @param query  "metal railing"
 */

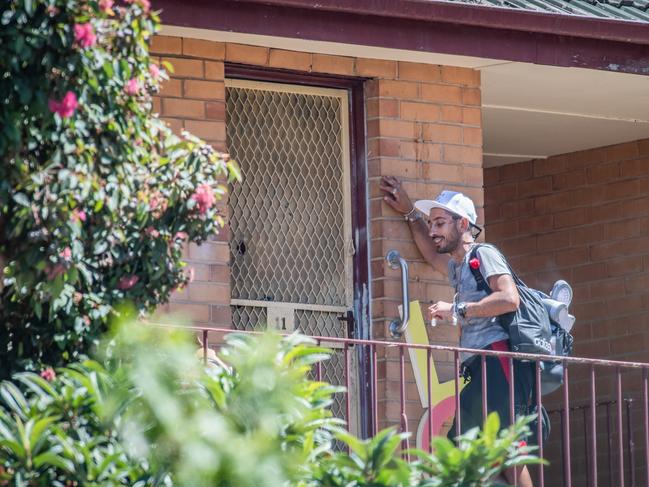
xmin=179 ymin=323 xmax=649 ymax=487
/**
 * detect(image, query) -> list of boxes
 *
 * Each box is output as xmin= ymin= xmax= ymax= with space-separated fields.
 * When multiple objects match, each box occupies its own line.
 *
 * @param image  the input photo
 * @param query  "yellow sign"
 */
xmin=402 ymin=301 xmax=465 ymax=447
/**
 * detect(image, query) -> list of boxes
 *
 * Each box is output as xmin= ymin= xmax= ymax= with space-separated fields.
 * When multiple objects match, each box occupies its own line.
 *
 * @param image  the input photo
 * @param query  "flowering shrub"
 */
xmin=0 ymin=0 xmax=239 ymax=377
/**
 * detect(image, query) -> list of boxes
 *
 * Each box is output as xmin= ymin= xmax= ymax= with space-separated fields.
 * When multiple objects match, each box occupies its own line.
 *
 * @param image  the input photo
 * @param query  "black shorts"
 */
xmin=447 ymin=340 xmax=536 ymax=442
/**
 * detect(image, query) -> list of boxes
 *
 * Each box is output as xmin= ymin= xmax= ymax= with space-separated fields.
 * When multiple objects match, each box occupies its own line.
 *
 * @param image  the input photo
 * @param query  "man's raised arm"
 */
xmin=379 ymin=176 xmax=449 ymax=276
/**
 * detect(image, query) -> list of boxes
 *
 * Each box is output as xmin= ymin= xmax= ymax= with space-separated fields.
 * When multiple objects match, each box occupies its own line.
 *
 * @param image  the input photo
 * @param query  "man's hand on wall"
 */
xmin=380 ymin=176 xmax=414 ymax=215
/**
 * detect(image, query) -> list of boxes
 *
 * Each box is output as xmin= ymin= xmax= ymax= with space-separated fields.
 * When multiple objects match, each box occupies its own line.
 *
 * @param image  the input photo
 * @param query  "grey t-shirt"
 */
xmin=447 ymin=244 xmax=510 ymax=362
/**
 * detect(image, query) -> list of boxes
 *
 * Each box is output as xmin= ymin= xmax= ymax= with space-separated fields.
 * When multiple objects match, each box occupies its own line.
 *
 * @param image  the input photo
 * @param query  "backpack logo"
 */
xmin=534 ymin=337 xmax=552 ymax=353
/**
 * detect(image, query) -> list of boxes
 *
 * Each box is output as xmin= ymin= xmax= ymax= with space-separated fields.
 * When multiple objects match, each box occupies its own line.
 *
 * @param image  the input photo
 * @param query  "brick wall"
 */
xmin=484 ymin=139 xmax=649 ymax=485
xmin=150 ymin=35 xmax=484 ymax=437
xmin=484 ymin=139 xmax=649 ymax=363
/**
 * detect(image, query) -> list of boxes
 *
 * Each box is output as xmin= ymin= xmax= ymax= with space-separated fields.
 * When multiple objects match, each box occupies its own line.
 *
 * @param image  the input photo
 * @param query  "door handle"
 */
xmin=337 ymin=310 xmax=355 ymax=340
xmin=386 ymin=250 xmax=409 ymax=338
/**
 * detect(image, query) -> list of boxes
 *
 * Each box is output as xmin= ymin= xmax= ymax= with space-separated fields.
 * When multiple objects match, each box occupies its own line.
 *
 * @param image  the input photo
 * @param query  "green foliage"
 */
xmin=0 ymin=0 xmax=240 ymax=377
xmin=310 ymin=413 xmax=544 ymax=487
xmin=0 ymin=319 xmax=343 ymax=485
xmin=411 ymin=412 xmax=546 ymax=487
xmin=0 ymin=317 xmax=545 ymax=485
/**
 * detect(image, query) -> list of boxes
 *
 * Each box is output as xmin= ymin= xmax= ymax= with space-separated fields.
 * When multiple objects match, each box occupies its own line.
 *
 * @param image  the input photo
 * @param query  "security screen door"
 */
xmin=225 ymin=78 xmax=358 ymax=430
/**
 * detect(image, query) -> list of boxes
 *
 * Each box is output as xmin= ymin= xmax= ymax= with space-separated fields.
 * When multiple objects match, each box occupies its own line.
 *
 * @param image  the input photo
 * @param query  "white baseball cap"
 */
xmin=414 ymin=190 xmax=480 ymax=228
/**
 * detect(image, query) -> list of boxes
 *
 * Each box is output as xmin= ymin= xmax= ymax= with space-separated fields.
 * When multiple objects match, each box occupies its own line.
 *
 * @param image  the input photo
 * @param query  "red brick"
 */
xmin=536 ymin=230 xmax=571 ymax=250
xmin=605 ymin=141 xmax=639 ymax=162
xmin=185 ymin=120 xmax=226 ymax=141
xmin=380 ymin=159 xmax=419 ymax=178
xmin=552 ymin=169 xmax=587 ymax=190
xmin=421 ymin=162 xmax=461 ymax=182
xmin=554 ymin=207 xmax=588 ymax=229
xmin=533 ymin=158 xmax=566 ymax=177
xmin=517 ymin=176 xmax=552 ymax=198
xmin=189 ymin=242 xmax=229 ymax=262
xmin=518 ymin=214 xmax=553 ymax=235
xmin=440 ymin=105 xmax=462 ymax=123
xmin=499 ymin=161 xmax=532 ymax=182
xmin=152 ymin=96 xmax=161 ymax=113
xmin=151 ymin=35 xmax=182 ymax=55
xmin=397 ymin=62 xmax=440 ymax=82
xmin=421 ymin=124 xmax=462 ymax=144
xmin=442 ymin=145 xmax=481 ymax=165
xmin=205 ymin=101 xmax=225 ymax=120
xmin=377 ymin=119 xmax=418 ymax=139
xmin=162 ymin=98 xmax=204 ymax=118
xmin=225 ymin=44 xmax=269 ymax=65
xmin=440 ymin=66 xmax=480 ymax=86
xmin=205 ymin=61 xmax=225 ymax=80
xmin=188 ymin=282 xmax=229 ymax=303
xmin=312 ymin=54 xmax=355 ymax=75
xmin=463 ymin=127 xmax=482 ymax=146
xmin=268 ymin=49 xmax=312 ymax=71
xmin=462 ymin=107 xmax=481 ymax=125
xmin=355 ymin=58 xmax=397 ymax=78
xmin=182 ymin=38 xmax=225 ymax=60
xmin=620 ymin=158 xmax=649 ymax=177
xmin=184 ymin=80 xmax=225 ymax=100
xmin=462 ymin=87 xmax=481 ymax=106
xmin=161 ymin=117 xmax=183 ymax=134
xmin=587 ymin=162 xmax=619 ymax=184
xmin=377 ymin=80 xmax=419 ymax=98
xmin=159 ymin=78 xmax=182 ymax=97
xmin=420 ymin=84 xmax=462 ymax=104
xmin=161 ymin=57 xmax=203 ymax=78
xmin=400 ymin=101 xmax=439 ymax=122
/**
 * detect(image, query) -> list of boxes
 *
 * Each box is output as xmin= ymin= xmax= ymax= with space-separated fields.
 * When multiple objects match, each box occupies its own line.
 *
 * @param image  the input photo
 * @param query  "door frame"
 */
xmin=225 ymin=64 xmax=373 ymax=438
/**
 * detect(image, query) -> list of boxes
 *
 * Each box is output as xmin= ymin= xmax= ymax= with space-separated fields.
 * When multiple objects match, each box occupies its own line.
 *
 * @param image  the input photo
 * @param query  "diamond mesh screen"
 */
xmin=226 ymin=83 xmax=348 ymax=307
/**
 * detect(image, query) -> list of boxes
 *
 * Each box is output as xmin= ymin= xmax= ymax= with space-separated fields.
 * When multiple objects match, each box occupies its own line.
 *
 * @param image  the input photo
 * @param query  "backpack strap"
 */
xmin=469 ymin=243 xmax=528 ymax=290
xmin=468 ymin=244 xmax=492 ymax=294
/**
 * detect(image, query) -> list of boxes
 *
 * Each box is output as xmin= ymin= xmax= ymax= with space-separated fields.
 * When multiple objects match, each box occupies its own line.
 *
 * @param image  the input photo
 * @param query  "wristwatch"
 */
xmin=456 ymin=302 xmax=468 ymax=319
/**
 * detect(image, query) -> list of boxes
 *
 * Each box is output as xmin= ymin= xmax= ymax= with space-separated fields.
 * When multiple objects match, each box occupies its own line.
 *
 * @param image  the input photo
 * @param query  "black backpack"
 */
xmin=467 ymin=244 xmax=552 ymax=355
xmin=467 ymin=244 xmax=573 ymax=395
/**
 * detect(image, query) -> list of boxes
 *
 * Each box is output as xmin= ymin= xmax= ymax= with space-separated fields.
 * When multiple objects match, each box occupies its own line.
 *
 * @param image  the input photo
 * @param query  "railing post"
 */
xmin=563 ymin=363 xmax=572 ymax=487
xmin=536 ymin=361 xmax=544 ymax=487
xmin=617 ymin=368 xmax=624 ymax=487
xmin=590 ymin=365 xmax=598 ymax=487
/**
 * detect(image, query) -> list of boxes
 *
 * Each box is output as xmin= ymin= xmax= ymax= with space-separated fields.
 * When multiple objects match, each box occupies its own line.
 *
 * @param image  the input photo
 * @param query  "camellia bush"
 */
xmin=0 ymin=0 xmax=239 ymax=377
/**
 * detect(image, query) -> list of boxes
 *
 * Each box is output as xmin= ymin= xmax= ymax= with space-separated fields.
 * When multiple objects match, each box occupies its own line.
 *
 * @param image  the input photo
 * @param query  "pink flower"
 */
xmin=99 ymin=0 xmax=114 ymax=13
xmin=173 ymin=231 xmax=188 ymax=241
xmin=117 ymin=275 xmax=139 ymax=290
xmin=144 ymin=226 xmax=159 ymax=238
xmin=469 ymin=258 xmax=480 ymax=270
xmin=59 ymin=247 xmax=72 ymax=261
xmin=191 ymin=184 xmax=215 ymax=215
xmin=149 ymin=64 xmax=161 ymax=80
xmin=71 ymin=209 xmax=87 ymax=223
xmin=74 ymin=23 xmax=96 ymax=48
xmin=48 ymin=91 xmax=78 ymax=118
xmin=124 ymin=78 xmax=140 ymax=96
xmin=40 ymin=367 xmax=56 ymax=381
xmin=518 ymin=440 xmax=527 ymax=448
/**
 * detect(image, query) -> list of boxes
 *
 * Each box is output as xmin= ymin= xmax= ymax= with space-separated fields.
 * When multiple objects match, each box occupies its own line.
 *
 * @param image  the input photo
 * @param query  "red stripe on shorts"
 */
xmin=490 ymin=339 xmax=511 ymax=385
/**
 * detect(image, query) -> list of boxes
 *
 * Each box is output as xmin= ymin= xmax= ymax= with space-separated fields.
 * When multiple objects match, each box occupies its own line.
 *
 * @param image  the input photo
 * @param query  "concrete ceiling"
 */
xmin=162 ymin=26 xmax=649 ymax=168
xmin=481 ymin=62 xmax=649 ymax=167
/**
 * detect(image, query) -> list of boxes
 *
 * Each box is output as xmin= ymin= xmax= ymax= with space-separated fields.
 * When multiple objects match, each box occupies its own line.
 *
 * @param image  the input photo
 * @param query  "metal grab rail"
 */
xmin=386 ymin=250 xmax=409 ymax=338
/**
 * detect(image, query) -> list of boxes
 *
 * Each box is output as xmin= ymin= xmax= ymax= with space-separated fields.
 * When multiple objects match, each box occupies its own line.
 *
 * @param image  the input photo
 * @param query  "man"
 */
xmin=380 ymin=176 xmax=535 ymax=487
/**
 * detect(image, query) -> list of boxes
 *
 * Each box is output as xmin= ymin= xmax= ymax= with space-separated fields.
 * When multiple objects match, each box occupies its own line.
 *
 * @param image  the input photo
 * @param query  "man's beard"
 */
xmin=435 ymin=226 xmax=462 ymax=254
